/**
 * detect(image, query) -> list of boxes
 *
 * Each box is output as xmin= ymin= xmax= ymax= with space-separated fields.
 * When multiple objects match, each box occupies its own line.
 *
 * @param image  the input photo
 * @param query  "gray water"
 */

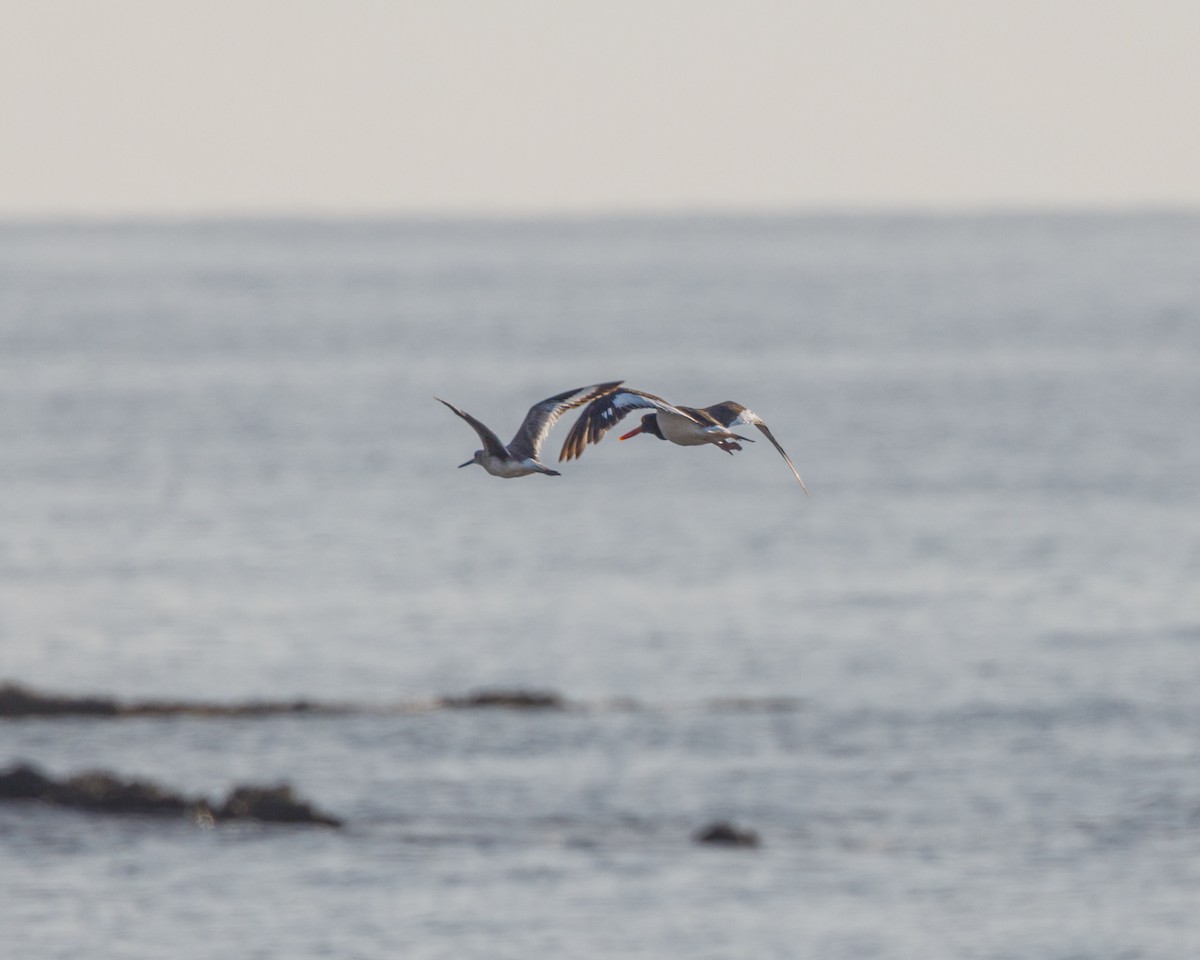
xmin=1 ymin=214 xmax=1198 ymax=959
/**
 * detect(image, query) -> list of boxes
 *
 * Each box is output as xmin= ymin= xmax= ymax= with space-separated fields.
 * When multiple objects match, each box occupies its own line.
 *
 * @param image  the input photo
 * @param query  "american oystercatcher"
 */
xmin=559 ymin=387 xmax=807 ymax=492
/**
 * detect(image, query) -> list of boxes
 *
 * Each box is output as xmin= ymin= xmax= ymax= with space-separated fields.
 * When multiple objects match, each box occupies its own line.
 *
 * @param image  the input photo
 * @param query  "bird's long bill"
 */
xmin=458 ymin=459 xmax=474 ymax=468
xmin=618 ymin=425 xmax=644 ymax=440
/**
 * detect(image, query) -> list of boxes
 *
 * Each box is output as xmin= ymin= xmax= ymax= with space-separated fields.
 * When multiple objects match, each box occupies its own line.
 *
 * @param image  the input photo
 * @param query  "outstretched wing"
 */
xmin=559 ymin=387 xmax=700 ymax=461
xmin=507 ymin=381 xmax=625 ymax=462
xmin=434 ymin=397 xmax=508 ymax=459
xmin=701 ymin=401 xmax=809 ymax=493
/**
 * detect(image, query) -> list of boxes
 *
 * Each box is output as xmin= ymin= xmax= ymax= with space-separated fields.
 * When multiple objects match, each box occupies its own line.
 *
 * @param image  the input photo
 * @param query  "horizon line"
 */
xmin=3 ymin=200 xmax=1200 ymax=227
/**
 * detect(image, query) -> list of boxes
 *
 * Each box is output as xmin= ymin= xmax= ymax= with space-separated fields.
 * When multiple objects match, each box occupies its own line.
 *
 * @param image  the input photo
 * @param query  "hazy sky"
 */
xmin=4 ymin=0 xmax=1199 ymax=216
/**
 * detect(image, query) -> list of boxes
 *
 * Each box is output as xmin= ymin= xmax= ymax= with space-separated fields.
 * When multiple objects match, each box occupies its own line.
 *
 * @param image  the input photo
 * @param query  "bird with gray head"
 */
xmin=436 ymin=381 xmax=623 ymax=478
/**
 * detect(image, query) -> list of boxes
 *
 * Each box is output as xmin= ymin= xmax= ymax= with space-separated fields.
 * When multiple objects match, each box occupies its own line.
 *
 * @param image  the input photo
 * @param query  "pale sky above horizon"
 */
xmin=3 ymin=0 xmax=1200 ymax=217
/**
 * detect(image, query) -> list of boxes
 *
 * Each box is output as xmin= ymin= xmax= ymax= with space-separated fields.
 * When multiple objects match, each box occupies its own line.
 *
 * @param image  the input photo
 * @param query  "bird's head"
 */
xmin=619 ymin=413 xmax=664 ymax=441
xmin=458 ymin=450 xmax=484 ymax=468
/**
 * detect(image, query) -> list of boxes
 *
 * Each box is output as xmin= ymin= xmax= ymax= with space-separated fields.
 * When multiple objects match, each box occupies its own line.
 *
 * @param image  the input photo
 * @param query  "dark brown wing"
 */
xmin=435 ymin=397 xmax=507 ymax=459
xmin=558 ymin=388 xmax=699 ymax=461
xmin=699 ymin=401 xmax=808 ymax=493
xmin=507 ymin=381 xmax=624 ymax=462
xmin=676 ymin=404 xmax=724 ymax=427
xmin=696 ymin=401 xmax=751 ymax=428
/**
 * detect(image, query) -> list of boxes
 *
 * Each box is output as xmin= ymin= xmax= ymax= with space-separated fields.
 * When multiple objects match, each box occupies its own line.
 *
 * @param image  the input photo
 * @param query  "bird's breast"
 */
xmin=658 ymin=412 xmax=718 ymax=446
xmin=480 ymin=455 xmax=539 ymax=478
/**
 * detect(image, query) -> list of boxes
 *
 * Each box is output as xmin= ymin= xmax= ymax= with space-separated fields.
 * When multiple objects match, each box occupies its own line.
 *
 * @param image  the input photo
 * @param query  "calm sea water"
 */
xmin=1 ymin=214 xmax=1198 ymax=959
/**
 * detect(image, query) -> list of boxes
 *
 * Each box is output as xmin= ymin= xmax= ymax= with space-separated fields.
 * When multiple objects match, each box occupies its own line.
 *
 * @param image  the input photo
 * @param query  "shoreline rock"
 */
xmin=0 ymin=684 xmax=121 ymax=718
xmin=0 ymin=762 xmax=342 ymax=828
xmin=1 ymin=681 xmax=572 ymax=719
xmin=216 ymin=784 xmax=342 ymax=827
xmin=439 ymin=688 xmax=565 ymax=710
xmin=0 ymin=682 xmax=339 ymax=720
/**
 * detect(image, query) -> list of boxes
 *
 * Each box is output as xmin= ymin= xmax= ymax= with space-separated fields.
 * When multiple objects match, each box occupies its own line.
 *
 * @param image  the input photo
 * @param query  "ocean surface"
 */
xmin=1 ymin=214 xmax=1198 ymax=959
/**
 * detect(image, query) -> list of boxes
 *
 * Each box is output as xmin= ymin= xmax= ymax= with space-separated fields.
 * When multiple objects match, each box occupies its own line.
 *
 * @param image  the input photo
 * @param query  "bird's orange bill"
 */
xmin=618 ymin=426 xmax=644 ymax=440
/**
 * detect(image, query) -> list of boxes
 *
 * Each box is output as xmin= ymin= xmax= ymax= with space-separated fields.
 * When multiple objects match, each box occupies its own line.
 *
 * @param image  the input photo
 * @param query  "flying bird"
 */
xmin=559 ymin=387 xmax=808 ymax=492
xmin=437 ymin=381 xmax=623 ymax=478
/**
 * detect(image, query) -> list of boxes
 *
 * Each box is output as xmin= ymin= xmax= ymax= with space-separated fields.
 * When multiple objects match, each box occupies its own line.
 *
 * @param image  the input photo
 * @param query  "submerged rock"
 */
xmin=440 ymin=688 xmax=565 ymax=710
xmin=0 ymin=762 xmax=339 ymax=828
xmin=692 ymin=820 xmax=761 ymax=847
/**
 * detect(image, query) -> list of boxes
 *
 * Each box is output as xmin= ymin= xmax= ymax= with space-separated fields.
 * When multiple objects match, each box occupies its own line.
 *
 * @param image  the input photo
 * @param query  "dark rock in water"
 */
xmin=60 ymin=771 xmax=197 ymax=816
xmin=217 ymin=784 xmax=342 ymax=827
xmin=0 ymin=762 xmax=198 ymax=816
xmin=0 ymin=762 xmax=340 ymax=828
xmin=0 ymin=681 xmax=342 ymax=719
xmin=68 ymin=769 xmax=193 ymax=816
xmin=693 ymin=820 xmax=761 ymax=847
xmin=0 ymin=763 xmax=57 ymax=799
xmin=0 ymin=683 xmax=119 ymax=717
xmin=126 ymin=698 xmax=328 ymax=718
xmin=440 ymin=688 xmax=565 ymax=710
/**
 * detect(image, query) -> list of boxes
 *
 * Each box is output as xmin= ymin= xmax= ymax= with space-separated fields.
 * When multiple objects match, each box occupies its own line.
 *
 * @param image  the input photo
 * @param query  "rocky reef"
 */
xmin=1 ymin=681 xmax=572 ymax=718
xmin=437 ymin=688 xmax=565 ymax=710
xmin=0 ymin=681 xmax=337 ymax=719
xmin=0 ymin=762 xmax=342 ymax=827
